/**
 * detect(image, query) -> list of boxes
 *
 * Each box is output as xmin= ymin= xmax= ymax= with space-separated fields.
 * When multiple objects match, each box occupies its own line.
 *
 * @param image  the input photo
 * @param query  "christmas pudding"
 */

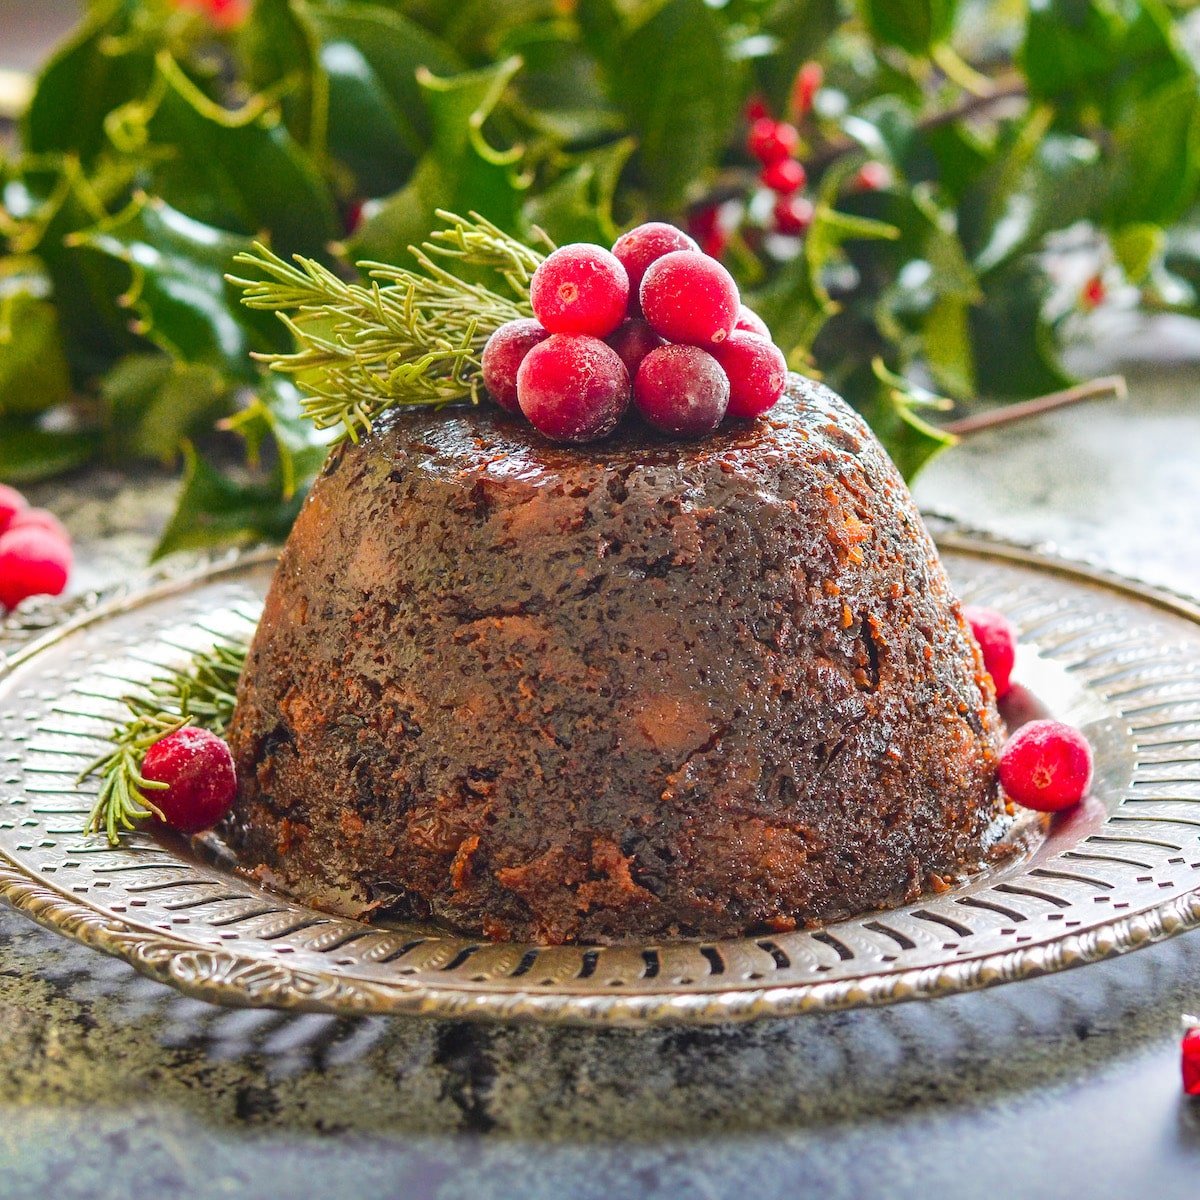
xmin=223 ymin=375 xmax=1010 ymax=943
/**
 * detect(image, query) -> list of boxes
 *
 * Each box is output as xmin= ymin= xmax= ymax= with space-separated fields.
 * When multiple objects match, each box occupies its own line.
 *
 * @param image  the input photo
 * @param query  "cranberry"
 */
xmin=633 ymin=344 xmax=729 ymax=438
xmin=481 ymin=318 xmax=550 ymax=413
xmin=747 ymin=118 xmax=799 ymax=165
xmin=611 ymin=222 xmax=699 ymax=294
xmin=0 ymin=527 xmax=71 ymax=611
xmin=760 ymin=158 xmax=806 ymax=195
xmin=1183 ymin=1025 xmax=1200 ymax=1097
xmin=517 ymin=334 xmax=630 ymax=444
xmin=792 ymin=61 xmax=823 ymax=118
xmin=964 ymin=605 xmax=1017 ymax=699
xmin=607 ymin=318 xmax=663 ymax=377
xmin=710 ymin=332 xmax=787 ymax=419
xmin=998 ymin=720 xmax=1093 ymax=812
xmin=744 ymin=95 xmax=771 ymax=123
xmin=141 ymin=726 xmax=237 ymax=834
xmin=640 ymin=251 xmax=740 ymax=347
xmin=0 ymin=484 xmax=26 ymax=534
xmin=530 ymin=244 xmax=629 ymax=337
xmin=6 ymin=507 xmax=69 ymax=544
xmin=773 ymin=195 xmax=814 ymax=235
xmin=735 ymin=305 xmax=771 ymax=339
xmin=854 ymin=161 xmax=893 ymax=192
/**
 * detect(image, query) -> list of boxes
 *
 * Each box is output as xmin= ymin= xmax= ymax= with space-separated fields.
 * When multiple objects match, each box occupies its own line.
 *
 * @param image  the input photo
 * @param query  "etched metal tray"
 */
xmin=2 ymin=530 xmax=1199 ymax=1026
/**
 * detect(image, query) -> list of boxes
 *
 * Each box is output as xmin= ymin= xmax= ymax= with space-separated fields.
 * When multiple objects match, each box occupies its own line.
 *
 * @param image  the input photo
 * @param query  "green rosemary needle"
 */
xmin=228 ymin=210 xmax=553 ymax=443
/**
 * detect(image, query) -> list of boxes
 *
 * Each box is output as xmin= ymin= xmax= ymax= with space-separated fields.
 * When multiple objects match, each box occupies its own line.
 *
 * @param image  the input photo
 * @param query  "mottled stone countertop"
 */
xmin=2 ymin=327 xmax=1200 ymax=1197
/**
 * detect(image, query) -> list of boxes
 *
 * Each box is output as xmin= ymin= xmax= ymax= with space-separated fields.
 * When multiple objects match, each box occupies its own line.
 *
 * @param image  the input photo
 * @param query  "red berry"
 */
xmin=6 ymin=507 xmax=69 ymax=544
xmin=611 ymin=222 xmax=699 ymax=294
xmin=999 ymin=720 xmax=1093 ymax=812
xmin=700 ymin=229 xmax=728 ymax=261
xmin=710 ymin=332 xmax=787 ymax=419
xmin=633 ymin=344 xmax=729 ymax=439
xmin=0 ymin=484 xmax=27 ymax=534
xmin=481 ymin=318 xmax=551 ymax=414
xmin=530 ymin=244 xmax=629 ymax=338
xmin=744 ymin=95 xmax=771 ymax=123
xmin=607 ymin=318 xmax=663 ymax=378
xmin=760 ymin=158 xmax=806 ymax=195
xmin=735 ymin=305 xmax=771 ymax=339
xmin=791 ymin=61 xmax=823 ymax=118
xmin=1081 ymin=274 xmax=1106 ymax=309
xmin=517 ymin=334 xmax=630 ymax=444
xmin=748 ymin=118 xmax=799 ymax=165
xmin=1183 ymin=1026 xmax=1200 ymax=1097
xmin=0 ymin=527 xmax=71 ymax=611
xmin=964 ymin=605 xmax=1017 ymax=699
xmin=141 ymin=726 xmax=237 ymax=834
xmin=854 ymin=161 xmax=893 ymax=192
xmin=773 ymin=195 xmax=814 ymax=236
xmin=689 ymin=205 xmax=721 ymax=240
xmin=640 ymin=251 xmax=740 ymax=347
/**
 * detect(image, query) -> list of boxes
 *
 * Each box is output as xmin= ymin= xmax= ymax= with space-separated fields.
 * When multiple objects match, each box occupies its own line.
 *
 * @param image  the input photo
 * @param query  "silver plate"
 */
xmin=1 ymin=531 xmax=1199 ymax=1026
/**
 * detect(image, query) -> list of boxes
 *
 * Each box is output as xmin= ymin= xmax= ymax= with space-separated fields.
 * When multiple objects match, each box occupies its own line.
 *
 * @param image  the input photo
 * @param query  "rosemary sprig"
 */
xmin=228 ymin=210 xmax=553 ymax=443
xmin=81 ymin=634 xmax=250 ymax=845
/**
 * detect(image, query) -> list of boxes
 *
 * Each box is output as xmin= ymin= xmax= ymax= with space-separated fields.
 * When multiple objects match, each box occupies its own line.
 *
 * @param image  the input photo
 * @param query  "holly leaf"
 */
xmin=349 ymin=57 xmax=527 ymax=262
xmin=0 ymin=258 xmax=72 ymax=417
xmin=524 ymin=139 xmax=635 ymax=246
xmin=861 ymin=358 xmax=957 ymax=481
xmin=856 ymin=0 xmax=959 ymax=55
xmin=0 ymin=418 xmax=98 ymax=483
xmin=72 ymin=194 xmax=286 ymax=382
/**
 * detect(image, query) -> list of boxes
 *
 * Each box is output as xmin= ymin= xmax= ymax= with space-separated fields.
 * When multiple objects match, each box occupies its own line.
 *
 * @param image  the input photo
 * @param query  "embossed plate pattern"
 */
xmin=1 ymin=533 xmax=1200 ymax=1025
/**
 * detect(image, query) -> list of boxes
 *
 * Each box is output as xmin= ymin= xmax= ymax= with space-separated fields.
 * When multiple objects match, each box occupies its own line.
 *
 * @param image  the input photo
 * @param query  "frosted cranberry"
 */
xmin=517 ymin=334 xmax=630 ymax=444
xmin=855 ymin=161 xmax=893 ymax=191
xmin=964 ymin=605 xmax=1017 ymax=699
xmin=999 ymin=720 xmax=1093 ymax=812
xmin=611 ymin=222 xmax=699 ymax=294
xmin=747 ymin=118 xmax=799 ymax=165
xmin=7 ymin=507 xmax=69 ymax=544
xmin=774 ymin=195 xmax=814 ymax=235
xmin=0 ymin=527 xmax=71 ymax=610
xmin=607 ymin=318 xmax=663 ymax=377
xmin=142 ymin=726 xmax=237 ymax=834
xmin=481 ymin=319 xmax=550 ymax=413
xmin=760 ymin=158 xmax=806 ymax=195
xmin=640 ymin=251 xmax=740 ymax=347
xmin=734 ymin=305 xmax=771 ymax=340
xmin=792 ymin=61 xmax=823 ymax=117
xmin=711 ymin=332 xmax=787 ymax=419
xmin=1183 ymin=1027 xmax=1200 ymax=1097
xmin=530 ymin=244 xmax=629 ymax=337
xmin=634 ymin=345 xmax=729 ymax=439
xmin=0 ymin=484 xmax=26 ymax=533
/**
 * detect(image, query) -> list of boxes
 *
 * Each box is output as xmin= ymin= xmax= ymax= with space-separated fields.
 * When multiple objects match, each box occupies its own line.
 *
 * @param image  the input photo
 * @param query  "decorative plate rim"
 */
xmin=2 ymin=527 xmax=1200 ymax=1026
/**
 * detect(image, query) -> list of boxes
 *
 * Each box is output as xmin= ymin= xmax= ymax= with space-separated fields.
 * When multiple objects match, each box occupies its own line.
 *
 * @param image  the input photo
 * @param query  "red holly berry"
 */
xmin=1182 ymin=1023 xmax=1200 ymax=1097
xmin=141 ymin=727 xmax=237 ymax=834
xmin=711 ymin=332 xmax=788 ymax=419
xmin=176 ymin=0 xmax=248 ymax=30
xmin=0 ymin=527 xmax=72 ymax=611
xmin=481 ymin=318 xmax=551 ymax=413
xmin=530 ymin=244 xmax=630 ymax=338
xmin=999 ymin=720 xmax=1093 ymax=812
xmin=748 ymin=118 xmax=799 ymax=165
xmin=773 ymin=196 xmax=814 ymax=236
xmin=640 ymin=251 xmax=740 ymax=347
xmin=607 ymin=318 xmax=664 ymax=378
xmin=611 ymin=222 xmax=700 ymax=295
xmin=1081 ymin=274 xmax=1106 ymax=310
xmin=760 ymin=158 xmax=807 ymax=196
xmin=6 ymin=507 xmax=69 ymax=544
xmin=0 ymin=484 xmax=26 ymax=533
xmin=791 ymin=62 xmax=823 ymax=118
xmin=734 ymin=305 xmax=771 ymax=340
xmin=699 ymin=229 xmax=728 ymax=261
xmin=633 ymin=345 xmax=729 ymax=439
xmin=854 ymin=161 xmax=893 ymax=192
xmin=964 ymin=605 xmax=1017 ymax=699
xmin=744 ymin=95 xmax=771 ymax=123
xmin=517 ymin=334 xmax=630 ymax=444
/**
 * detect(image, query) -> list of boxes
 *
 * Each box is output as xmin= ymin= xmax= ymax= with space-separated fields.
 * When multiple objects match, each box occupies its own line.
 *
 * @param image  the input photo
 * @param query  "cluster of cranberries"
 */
xmin=482 ymin=224 xmax=788 ymax=443
xmin=964 ymin=606 xmax=1094 ymax=812
xmin=0 ymin=484 xmax=73 ymax=612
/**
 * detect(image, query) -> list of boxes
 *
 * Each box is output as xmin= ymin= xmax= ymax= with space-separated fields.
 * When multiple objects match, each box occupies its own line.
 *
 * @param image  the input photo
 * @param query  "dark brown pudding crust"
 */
xmin=224 ymin=376 xmax=1009 ymax=944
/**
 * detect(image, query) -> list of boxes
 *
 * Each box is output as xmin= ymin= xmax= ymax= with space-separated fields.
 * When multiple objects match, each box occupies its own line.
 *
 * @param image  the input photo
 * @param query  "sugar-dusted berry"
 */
xmin=6 ymin=507 xmax=69 ymax=544
xmin=0 ymin=526 xmax=72 ymax=611
xmin=481 ymin=318 xmax=550 ymax=413
xmin=1182 ymin=1024 xmax=1200 ymax=1097
xmin=633 ymin=345 xmax=729 ymax=439
xmin=710 ymin=331 xmax=787 ymax=419
xmin=530 ymin=244 xmax=629 ymax=337
xmin=611 ymin=222 xmax=699 ymax=294
xmin=142 ymin=726 xmax=238 ymax=834
xmin=964 ymin=605 xmax=1017 ymax=698
xmin=0 ymin=483 xmax=27 ymax=533
xmin=517 ymin=334 xmax=630 ymax=444
xmin=999 ymin=720 xmax=1093 ymax=812
xmin=734 ymin=305 xmax=771 ymax=340
xmin=607 ymin=318 xmax=663 ymax=378
xmin=640 ymin=251 xmax=740 ymax=347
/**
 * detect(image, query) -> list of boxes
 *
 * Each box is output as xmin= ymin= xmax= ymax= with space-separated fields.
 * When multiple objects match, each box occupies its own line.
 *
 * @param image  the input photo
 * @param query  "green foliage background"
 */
xmin=2 ymin=0 xmax=1199 ymax=556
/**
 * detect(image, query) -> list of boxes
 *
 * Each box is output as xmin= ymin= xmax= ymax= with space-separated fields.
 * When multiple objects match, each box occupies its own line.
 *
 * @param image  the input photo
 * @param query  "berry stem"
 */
xmin=942 ymin=375 xmax=1127 ymax=438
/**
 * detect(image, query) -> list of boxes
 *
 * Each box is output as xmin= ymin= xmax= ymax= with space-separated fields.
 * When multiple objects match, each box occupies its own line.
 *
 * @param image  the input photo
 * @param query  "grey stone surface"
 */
xmin=5 ymin=334 xmax=1200 ymax=1197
